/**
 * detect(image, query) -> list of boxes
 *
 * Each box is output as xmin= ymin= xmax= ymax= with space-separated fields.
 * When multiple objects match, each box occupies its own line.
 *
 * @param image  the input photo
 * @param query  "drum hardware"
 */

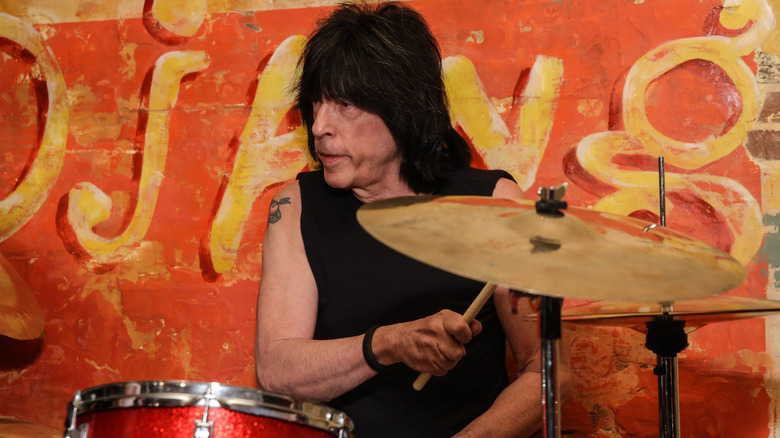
xmin=0 ymin=254 xmax=45 ymax=341
xmin=646 ymin=310 xmax=686 ymax=438
xmin=356 ymin=192 xmax=745 ymax=304
xmin=356 ymin=158 xmax=746 ymax=438
xmin=193 ymin=382 xmax=218 ymax=438
xmin=649 ymin=156 xmax=680 ymax=438
xmin=63 ymin=390 xmax=83 ymax=438
xmin=539 ymin=294 xmax=563 ymax=438
xmin=558 ymin=296 xmax=780 ymax=329
xmin=0 ymin=419 xmax=62 ymax=438
xmin=63 ymin=380 xmax=354 ymax=437
xmin=535 ymin=183 xmax=568 ymax=438
xmin=552 ymin=155 xmax=774 ymax=437
xmin=552 ymin=295 xmax=780 ymax=438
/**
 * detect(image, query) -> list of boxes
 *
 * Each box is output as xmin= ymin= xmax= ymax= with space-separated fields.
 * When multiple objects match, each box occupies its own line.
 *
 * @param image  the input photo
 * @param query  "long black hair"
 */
xmin=294 ymin=2 xmax=471 ymax=193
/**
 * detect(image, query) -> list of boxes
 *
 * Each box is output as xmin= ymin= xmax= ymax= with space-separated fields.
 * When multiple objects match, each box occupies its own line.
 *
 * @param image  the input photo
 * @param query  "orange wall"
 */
xmin=1 ymin=1 xmax=779 ymax=436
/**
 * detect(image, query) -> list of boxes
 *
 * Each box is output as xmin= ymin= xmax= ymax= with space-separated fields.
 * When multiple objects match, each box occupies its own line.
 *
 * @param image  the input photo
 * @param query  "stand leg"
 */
xmin=540 ymin=296 xmax=562 ymax=438
xmin=656 ymin=356 xmax=680 ymax=438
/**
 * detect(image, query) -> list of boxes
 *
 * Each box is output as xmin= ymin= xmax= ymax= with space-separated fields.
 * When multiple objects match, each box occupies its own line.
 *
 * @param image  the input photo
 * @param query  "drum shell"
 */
xmin=64 ymin=381 xmax=353 ymax=438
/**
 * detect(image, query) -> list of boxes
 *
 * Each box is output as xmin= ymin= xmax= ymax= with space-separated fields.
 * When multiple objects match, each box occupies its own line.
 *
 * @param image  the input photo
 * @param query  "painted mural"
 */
xmin=1 ymin=0 xmax=779 ymax=436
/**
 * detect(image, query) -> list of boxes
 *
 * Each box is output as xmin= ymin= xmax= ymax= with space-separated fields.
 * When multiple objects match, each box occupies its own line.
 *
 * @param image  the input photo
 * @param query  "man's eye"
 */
xmin=339 ymin=101 xmax=353 ymax=108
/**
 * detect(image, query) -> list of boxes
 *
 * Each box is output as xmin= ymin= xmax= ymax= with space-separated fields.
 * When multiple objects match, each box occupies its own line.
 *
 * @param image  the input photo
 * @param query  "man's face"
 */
xmin=311 ymin=97 xmax=405 ymax=200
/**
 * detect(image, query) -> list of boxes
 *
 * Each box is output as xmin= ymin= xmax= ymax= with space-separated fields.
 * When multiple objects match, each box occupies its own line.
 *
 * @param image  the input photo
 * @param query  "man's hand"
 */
xmin=371 ymin=310 xmax=482 ymax=375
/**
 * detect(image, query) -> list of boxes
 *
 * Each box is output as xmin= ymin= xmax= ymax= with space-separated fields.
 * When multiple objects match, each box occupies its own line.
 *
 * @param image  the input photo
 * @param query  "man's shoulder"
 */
xmin=450 ymin=166 xmax=514 ymax=181
xmin=440 ymin=166 xmax=515 ymax=196
xmin=274 ymin=178 xmax=301 ymax=200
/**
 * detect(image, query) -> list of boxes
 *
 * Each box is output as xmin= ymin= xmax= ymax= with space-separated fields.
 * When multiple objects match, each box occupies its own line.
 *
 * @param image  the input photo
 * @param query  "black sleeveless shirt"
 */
xmin=297 ymin=167 xmax=513 ymax=437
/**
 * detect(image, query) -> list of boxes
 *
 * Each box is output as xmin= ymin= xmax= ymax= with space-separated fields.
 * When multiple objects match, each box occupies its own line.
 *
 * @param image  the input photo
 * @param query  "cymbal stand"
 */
xmin=645 ymin=311 xmax=688 ymax=438
xmin=645 ymin=157 xmax=687 ymax=438
xmin=535 ymin=184 xmax=568 ymax=438
xmin=540 ymin=295 xmax=564 ymax=438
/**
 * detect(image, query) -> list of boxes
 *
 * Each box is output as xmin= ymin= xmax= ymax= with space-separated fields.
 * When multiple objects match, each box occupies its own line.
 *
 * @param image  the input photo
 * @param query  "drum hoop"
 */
xmin=69 ymin=380 xmax=353 ymax=434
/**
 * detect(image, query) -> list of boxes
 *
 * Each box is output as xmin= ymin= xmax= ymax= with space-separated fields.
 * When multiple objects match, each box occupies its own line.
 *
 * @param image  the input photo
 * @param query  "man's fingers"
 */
xmin=437 ymin=340 xmax=466 ymax=364
xmin=441 ymin=310 xmax=475 ymax=344
xmin=469 ymin=319 xmax=483 ymax=337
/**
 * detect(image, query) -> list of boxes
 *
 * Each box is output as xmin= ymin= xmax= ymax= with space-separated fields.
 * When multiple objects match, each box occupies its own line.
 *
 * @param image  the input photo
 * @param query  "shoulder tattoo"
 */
xmin=268 ymin=197 xmax=292 ymax=224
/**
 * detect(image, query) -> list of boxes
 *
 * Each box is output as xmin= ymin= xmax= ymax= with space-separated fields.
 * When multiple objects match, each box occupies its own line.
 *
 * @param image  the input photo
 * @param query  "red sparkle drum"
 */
xmin=63 ymin=381 xmax=353 ymax=438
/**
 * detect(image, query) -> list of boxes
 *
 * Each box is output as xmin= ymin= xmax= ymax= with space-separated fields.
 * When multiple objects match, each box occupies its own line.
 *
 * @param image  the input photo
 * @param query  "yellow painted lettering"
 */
xmin=61 ymin=51 xmax=210 ymax=271
xmin=0 ymin=13 xmax=68 ymax=243
xmin=205 ymin=35 xmax=310 ymax=276
xmin=572 ymin=0 xmax=773 ymax=265
xmin=444 ymin=55 xmax=563 ymax=191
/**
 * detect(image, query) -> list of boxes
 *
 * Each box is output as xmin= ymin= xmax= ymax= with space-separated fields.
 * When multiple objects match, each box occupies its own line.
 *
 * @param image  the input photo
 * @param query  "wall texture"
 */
xmin=1 ymin=0 xmax=779 ymax=436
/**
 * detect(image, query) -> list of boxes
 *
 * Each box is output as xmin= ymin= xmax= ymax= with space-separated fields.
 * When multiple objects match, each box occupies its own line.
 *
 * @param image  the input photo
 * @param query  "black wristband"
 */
xmin=362 ymin=325 xmax=390 ymax=373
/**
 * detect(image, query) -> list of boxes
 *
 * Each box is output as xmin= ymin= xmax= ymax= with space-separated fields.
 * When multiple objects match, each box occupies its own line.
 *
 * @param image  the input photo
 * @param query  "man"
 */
xmin=255 ymin=3 xmax=569 ymax=436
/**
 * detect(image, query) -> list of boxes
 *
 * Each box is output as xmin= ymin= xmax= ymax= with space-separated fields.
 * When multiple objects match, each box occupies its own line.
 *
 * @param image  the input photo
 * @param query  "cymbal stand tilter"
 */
xmin=645 ymin=309 xmax=688 ymax=438
xmin=646 ymin=156 xmax=686 ymax=438
xmin=535 ymin=184 xmax=567 ymax=438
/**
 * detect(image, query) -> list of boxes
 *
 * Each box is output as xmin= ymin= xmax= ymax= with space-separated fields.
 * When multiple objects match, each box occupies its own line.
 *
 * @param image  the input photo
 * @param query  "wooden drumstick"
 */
xmin=413 ymin=282 xmax=498 ymax=391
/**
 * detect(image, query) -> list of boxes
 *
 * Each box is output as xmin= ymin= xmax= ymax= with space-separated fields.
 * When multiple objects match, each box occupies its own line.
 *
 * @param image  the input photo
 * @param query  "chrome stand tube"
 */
xmin=657 ymin=356 xmax=681 ymax=438
xmin=540 ymin=296 xmax=563 ymax=438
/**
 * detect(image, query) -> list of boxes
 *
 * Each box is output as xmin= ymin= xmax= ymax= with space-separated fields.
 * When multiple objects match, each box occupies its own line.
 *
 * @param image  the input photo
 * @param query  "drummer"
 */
xmin=255 ymin=2 xmax=570 ymax=436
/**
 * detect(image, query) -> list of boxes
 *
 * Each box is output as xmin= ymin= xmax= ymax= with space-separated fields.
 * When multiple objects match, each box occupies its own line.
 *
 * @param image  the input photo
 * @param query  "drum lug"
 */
xmin=63 ymin=390 xmax=82 ymax=438
xmin=193 ymin=382 xmax=219 ymax=438
xmin=193 ymin=420 xmax=213 ymax=438
xmin=335 ymin=412 xmax=350 ymax=438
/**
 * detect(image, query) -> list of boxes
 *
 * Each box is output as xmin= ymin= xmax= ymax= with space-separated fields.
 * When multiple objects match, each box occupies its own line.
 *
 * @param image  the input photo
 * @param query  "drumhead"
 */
xmin=69 ymin=380 xmax=353 ymax=435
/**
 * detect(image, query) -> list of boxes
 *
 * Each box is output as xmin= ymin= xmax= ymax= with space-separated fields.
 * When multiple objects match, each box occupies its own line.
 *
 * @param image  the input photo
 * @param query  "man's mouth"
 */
xmin=319 ymin=152 xmax=343 ymax=165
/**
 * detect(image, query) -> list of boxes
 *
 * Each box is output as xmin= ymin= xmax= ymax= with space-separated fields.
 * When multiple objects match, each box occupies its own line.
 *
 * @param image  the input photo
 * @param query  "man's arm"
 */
xmin=454 ymin=289 xmax=546 ymax=437
xmin=255 ymin=181 xmax=482 ymax=401
xmin=255 ymin=181 xmax=375 ymax=401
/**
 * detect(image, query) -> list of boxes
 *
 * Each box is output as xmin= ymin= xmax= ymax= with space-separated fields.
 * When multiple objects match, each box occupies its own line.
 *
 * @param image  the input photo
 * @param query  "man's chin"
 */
xmin=322 ymin=171 xmax=349 ymax=190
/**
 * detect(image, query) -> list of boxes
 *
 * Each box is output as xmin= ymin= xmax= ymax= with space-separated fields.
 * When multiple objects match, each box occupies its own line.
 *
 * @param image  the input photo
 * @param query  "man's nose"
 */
xmin=311 ymin=102 xmax=333 ymax=138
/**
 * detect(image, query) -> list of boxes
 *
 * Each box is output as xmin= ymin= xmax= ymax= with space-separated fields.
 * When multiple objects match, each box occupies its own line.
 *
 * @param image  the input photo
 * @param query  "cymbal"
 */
xmin=0 ymin=420 xmax=61 ymax=438
xmin=357 ymin=196 xmax=745 ymax=302
xmin=557 ymin=296 xmax=780 ymax=332
xmin=0 ymin=254 xmax=45 ymax=340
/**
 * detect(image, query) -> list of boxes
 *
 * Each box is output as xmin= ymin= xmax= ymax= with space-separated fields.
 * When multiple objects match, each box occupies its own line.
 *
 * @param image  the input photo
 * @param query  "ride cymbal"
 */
xmin=0 ymin=420 xmax=60 ymax=438
xmin=357 ymin=196 xmax=745 ymax=302
xmin=557 ymin=296 xmax=780 ymax=332
xmin=0 ymin=254 xmax=45 ymax=340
